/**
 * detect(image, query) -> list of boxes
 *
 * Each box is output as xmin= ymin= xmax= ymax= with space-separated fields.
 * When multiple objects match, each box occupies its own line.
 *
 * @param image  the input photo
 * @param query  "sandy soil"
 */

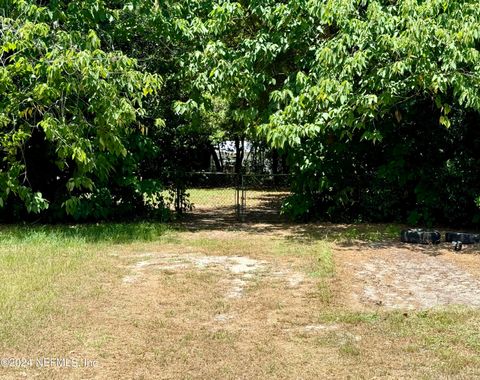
xmin=335 ymin=242 xmax=480 ymax=310
xmin=3 ymin=222 xmax=480 ymax=379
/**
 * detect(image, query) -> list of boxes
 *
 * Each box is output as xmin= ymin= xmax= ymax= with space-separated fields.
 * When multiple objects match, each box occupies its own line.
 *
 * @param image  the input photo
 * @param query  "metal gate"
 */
xmin=235 ymin=177 xmax=247 ymax=221
xmin=169 ymin=172 xmax=290 ymax=222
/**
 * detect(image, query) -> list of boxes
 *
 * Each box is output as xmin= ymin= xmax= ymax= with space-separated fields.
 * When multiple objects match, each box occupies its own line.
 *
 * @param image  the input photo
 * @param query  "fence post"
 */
xmin=174 ymin=171 xmax=186 ymax=215
xmin=235 ymin=174 xmax=240 ymax=221
xmin=235 ymin=172 xmax=246 ymax=222
xmin=175 ymin=186 xmax=181 ymax=214
xmin=235 ymin=173 xmax=246 ymax=222
xmin=240 ymin=174 xmax=246 ymax=222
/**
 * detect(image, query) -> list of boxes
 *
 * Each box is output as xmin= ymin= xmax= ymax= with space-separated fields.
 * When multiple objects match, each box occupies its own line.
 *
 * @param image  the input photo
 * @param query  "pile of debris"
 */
xmin=401 ymin=229 xmax=480 ymax=251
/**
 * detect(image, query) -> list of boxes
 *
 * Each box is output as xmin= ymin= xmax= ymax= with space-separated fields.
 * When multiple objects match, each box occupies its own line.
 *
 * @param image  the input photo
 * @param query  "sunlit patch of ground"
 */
xmin=1 ymin=221 xmax=480 ymax=379
xmin=336 ymin=243 xmax=480 ymax=310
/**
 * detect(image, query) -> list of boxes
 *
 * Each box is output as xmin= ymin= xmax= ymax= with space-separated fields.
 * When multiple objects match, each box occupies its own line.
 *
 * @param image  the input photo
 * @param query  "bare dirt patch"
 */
xmin=336 ymin=243 xmax=480 ymax=310
xmin=58 ymin=248 xmax=337 ymax=380
xmin=122 ymin=252 xmax=306 ymax=302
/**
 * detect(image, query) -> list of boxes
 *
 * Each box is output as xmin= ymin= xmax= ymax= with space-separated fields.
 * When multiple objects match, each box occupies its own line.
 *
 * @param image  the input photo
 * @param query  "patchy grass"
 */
xmin=0 ymin=221 xmax=480 ymax=379
xmin=187 ymin=188 xmax=236 ymax=209
xmin=0 ymin=223 xmax=176 ymax=351
xmin=271 ymin=238 xmax=334 ymax=302
xmin=163 ymin=187 xmax=290 ymax=214
xmin=313 ymin=308 xmax=480 ymax=375
xmin=290 ymin=222 xmax=403 ymax=244
xmin=0 ymin=222 xmax=176 ymax=244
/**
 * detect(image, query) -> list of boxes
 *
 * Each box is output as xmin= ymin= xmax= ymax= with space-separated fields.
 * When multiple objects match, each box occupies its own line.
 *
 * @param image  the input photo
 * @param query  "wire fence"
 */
xmin=163 ymin=172 xmax=291 ymax=221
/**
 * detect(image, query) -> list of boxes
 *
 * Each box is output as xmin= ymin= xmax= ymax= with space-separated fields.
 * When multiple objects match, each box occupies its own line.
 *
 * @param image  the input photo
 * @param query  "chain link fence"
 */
xmin=163 ymin=172 xmax=290 ymax=221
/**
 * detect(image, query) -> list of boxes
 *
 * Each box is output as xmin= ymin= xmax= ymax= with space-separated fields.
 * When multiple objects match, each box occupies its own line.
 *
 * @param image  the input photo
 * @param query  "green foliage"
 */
xmin=0 ymin=1 xmax=163 ymax=221
xmin=2 ymin=0 xmax=480 ymax=225
xmin=181 ymin=0 xmax=480 ymax=226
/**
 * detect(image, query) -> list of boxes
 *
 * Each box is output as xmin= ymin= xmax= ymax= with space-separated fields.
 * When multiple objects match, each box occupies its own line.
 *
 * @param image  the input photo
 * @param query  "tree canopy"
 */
xmin=1 ymin=1 xmax=161 ymax=219
xmin=1 ymin=0 xmax=480 ymax=225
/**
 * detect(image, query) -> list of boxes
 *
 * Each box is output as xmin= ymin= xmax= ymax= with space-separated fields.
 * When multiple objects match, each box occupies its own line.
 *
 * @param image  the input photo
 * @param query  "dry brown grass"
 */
xmin=1 ymin=223 xmax=480 ymax=379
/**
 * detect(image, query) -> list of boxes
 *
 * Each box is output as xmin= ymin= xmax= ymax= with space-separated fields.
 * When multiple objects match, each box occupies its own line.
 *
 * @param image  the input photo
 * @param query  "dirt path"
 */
xmin=336 ymin=242 xmax=480 ymax=310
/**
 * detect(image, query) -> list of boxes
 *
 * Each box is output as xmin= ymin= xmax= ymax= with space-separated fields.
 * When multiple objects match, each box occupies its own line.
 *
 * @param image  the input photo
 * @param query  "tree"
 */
xmin=3 ymin=0 xmax=480 ymax=225
xmin=182 ymin=0 xmax=480 ymax=225
xmin=0 ymin=1 xmax=161 ymax=220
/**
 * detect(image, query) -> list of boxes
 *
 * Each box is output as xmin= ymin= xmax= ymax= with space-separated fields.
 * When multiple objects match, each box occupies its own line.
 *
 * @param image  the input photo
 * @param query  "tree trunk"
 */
xmin=209 ymin=144 xmax=223 ymax=172
xmin=234 ymin=136 xmax=244 ymax=174
xmin=217 ymin=143 xmax=224 ymax=171
xmin=281 ymin=153 xmax=289 ymax=173
xmin=272 ymin=149 xmax=279 ymax=174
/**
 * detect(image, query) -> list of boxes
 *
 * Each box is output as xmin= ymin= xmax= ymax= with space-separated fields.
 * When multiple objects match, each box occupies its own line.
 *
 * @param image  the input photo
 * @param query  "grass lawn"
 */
xmin=0 ymin=221 xmax=479 ymax=379
xmin=162 ymin=188 xmax=290 ymax=213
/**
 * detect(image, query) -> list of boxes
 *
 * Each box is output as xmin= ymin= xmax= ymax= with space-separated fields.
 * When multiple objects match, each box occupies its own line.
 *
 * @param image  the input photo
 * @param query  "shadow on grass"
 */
xmin=175 ymin=191 xmax=406 ymax=246
xmin=2 ymin=189 xmax=463 ymax=251
xmin=0 ymin=222 xmax=177 ymax=245
xmin=289 ymin=223 xmax=403 ymax=243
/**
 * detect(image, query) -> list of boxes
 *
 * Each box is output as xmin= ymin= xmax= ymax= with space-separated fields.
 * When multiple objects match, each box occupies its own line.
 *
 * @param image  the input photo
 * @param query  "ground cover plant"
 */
xmin=1 ymin=2 xmax=480 ymax=378
xmin=0 ymin=221 xmax=480 ymax=379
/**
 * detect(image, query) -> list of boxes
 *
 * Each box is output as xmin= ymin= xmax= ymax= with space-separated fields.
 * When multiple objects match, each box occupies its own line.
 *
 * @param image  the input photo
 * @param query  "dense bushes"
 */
xmin=2 ymin=0 xmax=480 ymax=227
xmin=0 ymin=1 xmax=164 ymax=221
xmin=284 ymin=100 xmax=480 ymax=227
